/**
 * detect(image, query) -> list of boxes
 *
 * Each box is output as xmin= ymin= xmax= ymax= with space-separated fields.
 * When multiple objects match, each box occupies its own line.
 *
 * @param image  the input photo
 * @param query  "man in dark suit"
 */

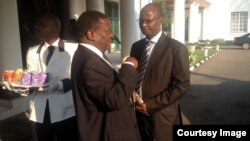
xmin=71 ymin=10 xmax=141 ymax=141
xmin=130 ymin=3 xmax=190 ymax=141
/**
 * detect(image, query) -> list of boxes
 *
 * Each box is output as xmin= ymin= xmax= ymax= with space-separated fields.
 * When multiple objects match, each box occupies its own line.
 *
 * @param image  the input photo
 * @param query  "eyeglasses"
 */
xmin=138 ymin=17 xmax=160 ymax=24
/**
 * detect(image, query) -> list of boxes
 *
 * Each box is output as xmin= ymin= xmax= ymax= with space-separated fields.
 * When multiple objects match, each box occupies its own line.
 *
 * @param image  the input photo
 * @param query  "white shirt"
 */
xmin=147 ymin=31 xmax=162 ymax=58
xmin=79 ymin=43 xmax=114 ymax=68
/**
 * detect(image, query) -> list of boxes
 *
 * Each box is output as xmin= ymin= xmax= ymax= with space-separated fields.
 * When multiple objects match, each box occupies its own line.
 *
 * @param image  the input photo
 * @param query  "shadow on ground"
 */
xmin=181 ymin=72 xmax=250 ymax=124
xmin=0 ymin=113 xmax=32 ymax=141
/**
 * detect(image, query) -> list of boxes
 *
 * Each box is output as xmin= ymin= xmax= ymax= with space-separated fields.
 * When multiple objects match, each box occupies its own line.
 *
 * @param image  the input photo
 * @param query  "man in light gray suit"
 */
xmin=26 ymin=14 xmax=77 ymax=141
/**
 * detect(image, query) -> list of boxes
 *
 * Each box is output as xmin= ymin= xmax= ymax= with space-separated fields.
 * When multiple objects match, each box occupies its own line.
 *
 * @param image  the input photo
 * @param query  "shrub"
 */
xmin=224 ymin=40 xmax=234 ymax=46
xmin=211 ymin=38 xmax=225 ymax=45
xmin=189 ymin=48 xmax=217 ymax=67
xmin=188 ymin=51 xmax=197 ymax=66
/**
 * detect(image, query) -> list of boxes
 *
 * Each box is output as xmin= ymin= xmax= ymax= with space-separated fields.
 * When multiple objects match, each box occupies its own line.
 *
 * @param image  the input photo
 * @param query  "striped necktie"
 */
xmin=136 ymin=40 xmax=153 ymax=96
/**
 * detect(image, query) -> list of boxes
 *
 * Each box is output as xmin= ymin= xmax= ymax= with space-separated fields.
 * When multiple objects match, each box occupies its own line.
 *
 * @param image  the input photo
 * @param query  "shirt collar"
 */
xmin=44 ymin=38 xmax=60 ymax=48
xmin=148 ymin=31 xmax=162 ymax=43
xmin=80 ymin=43 xmax=114 ymax=68
xmin=79 ymin=43 xmax=103 ymax=58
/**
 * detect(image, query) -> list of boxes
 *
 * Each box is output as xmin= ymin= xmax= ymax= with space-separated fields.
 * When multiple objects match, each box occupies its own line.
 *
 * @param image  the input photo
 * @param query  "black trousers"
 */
xmin=32 ymin=100 xmax=78 ymax=141
xmin=136 ymin=111 xmax=154 ymax=141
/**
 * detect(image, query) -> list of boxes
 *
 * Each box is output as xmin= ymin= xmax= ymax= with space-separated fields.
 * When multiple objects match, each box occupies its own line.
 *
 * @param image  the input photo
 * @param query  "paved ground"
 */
xmin=181 ymin=46 xmax=250 ymax=124
xmin=1 ymin=46 xmax=250 ymax=140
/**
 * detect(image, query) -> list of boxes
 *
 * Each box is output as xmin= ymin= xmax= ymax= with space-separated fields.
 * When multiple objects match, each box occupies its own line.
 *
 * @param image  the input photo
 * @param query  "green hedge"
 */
xmin=189 ymin=48 xmax=217 ymax=66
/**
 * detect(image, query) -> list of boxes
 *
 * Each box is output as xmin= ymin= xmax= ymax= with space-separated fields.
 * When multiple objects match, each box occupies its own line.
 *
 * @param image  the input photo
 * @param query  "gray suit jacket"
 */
xmin=130 ymin=33 xmax=190 ymax=141
xmin=71 ymin=44 xmax=141 ymax=141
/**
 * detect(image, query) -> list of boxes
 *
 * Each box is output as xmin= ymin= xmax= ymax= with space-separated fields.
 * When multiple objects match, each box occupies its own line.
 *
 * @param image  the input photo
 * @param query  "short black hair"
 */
xmin=77 ymin=10 xmax=108 ymax=38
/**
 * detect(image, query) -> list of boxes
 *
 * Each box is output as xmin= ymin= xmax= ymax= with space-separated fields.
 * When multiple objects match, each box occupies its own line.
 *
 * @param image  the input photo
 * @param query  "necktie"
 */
xmin=46 ymin=46 xmax=55 ymax=65
xmin=136 ymin=40 xmax=153 ymax=96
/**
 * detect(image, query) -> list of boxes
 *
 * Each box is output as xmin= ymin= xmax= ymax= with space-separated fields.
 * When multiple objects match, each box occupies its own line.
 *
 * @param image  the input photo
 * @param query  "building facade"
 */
xmin=0 ymin=0 xmax=250 ymax=119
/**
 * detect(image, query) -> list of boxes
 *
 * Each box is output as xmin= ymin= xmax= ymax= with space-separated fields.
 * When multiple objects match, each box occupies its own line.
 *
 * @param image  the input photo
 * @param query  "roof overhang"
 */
xmin=165 ymin=0 xmax=210 ymax=8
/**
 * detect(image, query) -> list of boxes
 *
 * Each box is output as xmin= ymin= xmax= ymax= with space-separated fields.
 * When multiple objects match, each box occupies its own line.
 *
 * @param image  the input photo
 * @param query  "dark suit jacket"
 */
xmin=130 ymin=33 xmax=190 ymax=141
xmin=71 ymin=44 xmax=141 ymax=141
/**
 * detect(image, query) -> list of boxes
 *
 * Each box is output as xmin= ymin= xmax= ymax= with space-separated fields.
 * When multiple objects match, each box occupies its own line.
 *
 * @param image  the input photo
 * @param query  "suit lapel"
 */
xmin=146 ymin=33 xmax=169 ymax=70
xmin=47 ymin=48 xmax=62 ymax=66
xmin=98 ymin=53 xmax=115 ymax=72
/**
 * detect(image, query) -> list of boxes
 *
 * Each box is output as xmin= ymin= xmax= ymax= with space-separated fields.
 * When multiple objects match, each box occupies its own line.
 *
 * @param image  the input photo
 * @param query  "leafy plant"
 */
xmin=189 ymin=49 xmax=218 ymax=66
xmin=189 ymin=51 xmax=197 ymax=66
xmin=153 ymin=0 xmax=171 ymax=32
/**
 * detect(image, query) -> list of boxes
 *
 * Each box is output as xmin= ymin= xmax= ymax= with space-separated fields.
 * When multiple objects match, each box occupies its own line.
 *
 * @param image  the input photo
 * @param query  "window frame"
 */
xmin=231 ymin=11 xmax=248 ymax=33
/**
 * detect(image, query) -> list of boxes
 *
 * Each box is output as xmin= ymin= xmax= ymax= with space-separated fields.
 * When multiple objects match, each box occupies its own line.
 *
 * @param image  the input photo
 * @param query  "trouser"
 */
xmin=32 ymin=100 xmax=78 ymax=141
xmin=136 ymin=111 xmax=154 ymax=141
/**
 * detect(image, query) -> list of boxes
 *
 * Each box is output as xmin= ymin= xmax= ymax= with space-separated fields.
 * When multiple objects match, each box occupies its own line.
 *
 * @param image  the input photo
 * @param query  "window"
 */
xmin=231 ymin=12 xmax=248 ymax=33
xmin=105 ymin=1 xmax=119 ymax=35
xmin=105 ymin=1 xmax=120 ymax=51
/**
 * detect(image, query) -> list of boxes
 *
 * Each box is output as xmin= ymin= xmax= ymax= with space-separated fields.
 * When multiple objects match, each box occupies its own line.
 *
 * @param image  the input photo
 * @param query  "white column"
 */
xmin=200 ymin=8 xmax=204 ymax=40
xmin=0 ymin=0 xmax=23 ymax=72
xmin=69 ymin=0 xmax=86 ymax=19
xmin=173 ymin=0 xmax=185 ymax=43
xmin=188 ymin=3 xmax=199 ymax=43
xmin=120 ymin=0 xmax=142 ymax=61
xmin=86 ymin=0 xmax=105 ymax=13
xmin=201 ymin=8 xmax=209 ymax=40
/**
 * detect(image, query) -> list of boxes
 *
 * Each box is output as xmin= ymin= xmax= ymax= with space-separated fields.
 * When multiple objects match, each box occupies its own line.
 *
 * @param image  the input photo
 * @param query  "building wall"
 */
xmin=0 ymin=0 xmax=250 ymax=71
xmin=0 ymin=0 xmax=23 ymax=72
xmin=203 ymin=0 xmax=250 ymax=41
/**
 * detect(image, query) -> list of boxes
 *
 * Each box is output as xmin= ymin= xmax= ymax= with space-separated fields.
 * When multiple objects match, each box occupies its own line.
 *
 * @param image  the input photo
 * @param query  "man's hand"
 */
xmin=43 ymin=81 xmax=61 ymax=93
xmin=132 ymin=91 xmax=147 ymax=113
xmin=132 ymin=91 xmax=144 ymax=103
xmin=135 ymin=102 xmax=147 ymax=113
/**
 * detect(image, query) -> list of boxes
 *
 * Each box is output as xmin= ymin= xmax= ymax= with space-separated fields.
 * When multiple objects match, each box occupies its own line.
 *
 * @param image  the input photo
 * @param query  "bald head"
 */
xmin=140 ymin=3 xmax=162 ymax=18
xmin=139 ymin=3 xmax=162 ymax=39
